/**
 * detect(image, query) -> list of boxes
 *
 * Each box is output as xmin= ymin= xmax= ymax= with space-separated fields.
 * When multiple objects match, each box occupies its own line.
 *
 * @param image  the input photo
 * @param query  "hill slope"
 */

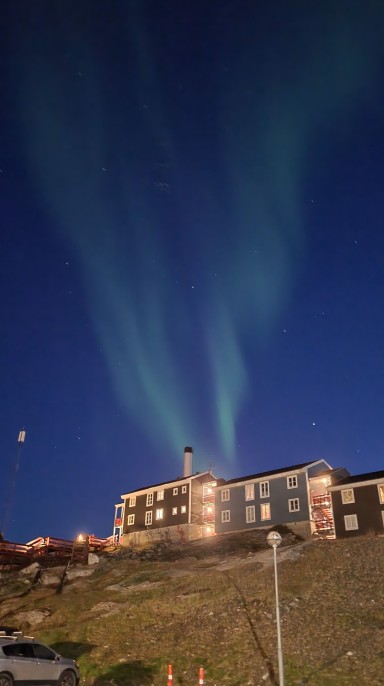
xmin=0 ymin=533 xmax=383 ymax=685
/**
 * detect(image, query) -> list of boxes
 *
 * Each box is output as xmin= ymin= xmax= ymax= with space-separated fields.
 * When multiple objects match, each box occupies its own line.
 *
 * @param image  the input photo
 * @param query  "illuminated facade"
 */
xmin=113 ymin=447 xmax=221 ymax=546
xmin=215 ymin=460 xmax=349 ymax=540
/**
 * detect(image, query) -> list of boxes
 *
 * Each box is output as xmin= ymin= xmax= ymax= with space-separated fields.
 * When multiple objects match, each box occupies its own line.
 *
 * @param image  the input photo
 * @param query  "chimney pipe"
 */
xmin=183 ymin=446 xmax=193 ymax=477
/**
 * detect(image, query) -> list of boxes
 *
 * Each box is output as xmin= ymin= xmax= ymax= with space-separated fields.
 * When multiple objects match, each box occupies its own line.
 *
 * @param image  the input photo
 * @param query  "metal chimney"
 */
xmin=183 ymin=446 xmax=193 ymax=477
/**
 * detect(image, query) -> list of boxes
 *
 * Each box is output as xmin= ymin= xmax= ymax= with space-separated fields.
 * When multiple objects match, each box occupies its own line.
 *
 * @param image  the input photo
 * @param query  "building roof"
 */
xmin=310 ymin=466 xmax=351 ymax=483
xmin=328 ymin=470 xmax=384 ymax=489
xmin=120 ymin=470 xmax=216 ymax=499
xmin=218 ymin=460 xmax=329 ymax=487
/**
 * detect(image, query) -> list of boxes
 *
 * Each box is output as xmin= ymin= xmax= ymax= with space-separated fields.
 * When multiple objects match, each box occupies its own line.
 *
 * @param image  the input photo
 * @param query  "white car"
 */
xmin=0 ymin=635 xmax=80 ymax=686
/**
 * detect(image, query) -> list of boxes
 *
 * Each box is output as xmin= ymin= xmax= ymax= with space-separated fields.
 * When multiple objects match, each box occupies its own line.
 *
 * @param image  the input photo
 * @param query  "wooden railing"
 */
xmin=0 ymin=541 xmax=31 ymax=566
xmin=0 ymin=534 xmax=115 ymax=568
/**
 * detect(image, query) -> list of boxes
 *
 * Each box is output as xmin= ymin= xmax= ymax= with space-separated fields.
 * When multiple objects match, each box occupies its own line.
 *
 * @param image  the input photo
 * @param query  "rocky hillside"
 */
xmin=0 ymin=531 xmax=383 ymax=686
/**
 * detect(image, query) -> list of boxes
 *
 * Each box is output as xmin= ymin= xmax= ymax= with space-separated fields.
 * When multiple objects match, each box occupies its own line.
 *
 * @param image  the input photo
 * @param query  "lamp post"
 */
xmin=70 ymin=533 xmax=85 ymax=567
xmin=56 ymin=534 xmax=86 ymax=595
xmin=267 ymin=531 xmax=284 ymax=686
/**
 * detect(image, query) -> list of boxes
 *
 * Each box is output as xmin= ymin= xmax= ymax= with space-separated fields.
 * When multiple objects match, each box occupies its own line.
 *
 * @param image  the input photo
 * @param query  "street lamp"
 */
xmin=69 ymin=533 xmax=86 ymax=567
xmin=267 ymin=531 xmax=284 ymax=686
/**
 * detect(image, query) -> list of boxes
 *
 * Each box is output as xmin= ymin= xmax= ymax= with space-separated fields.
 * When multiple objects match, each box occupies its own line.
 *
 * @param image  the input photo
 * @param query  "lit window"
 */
xmin=203 ymin=484 xmax=214 ymax=497
xmin=377 ymin=484 xmax=384 ymax=504
xmin=173 ymin=487 xmax=178 ymax=496
xmin=341 ymin=489 xmax=355 ymax=505
xmin=127 ymin=514 xmax=135 ymax=525
xmin=146 ymin=493 xmax=154 ymax=506
xmin=157 ymin=490 xmax=164 ymax=501
xmin=260 ymin=503 xmax=271 ymax=520
xmin=246 ymin=505 xmax=255 ymax=523
xmin=344 ymin=514 xmax=358 ymax=531
xmin=221 ymin=489 xmax=230 ymax=502
xmin=145 ymin=511 xmax=152 ymax=526
xmin=156 ymin=508 xmax=164 ymax=520
xmin=245 ymin=484 xmax=254 ymax=501
xmin=182 ymin=485 xmax=187 ymax=494
xmin=129 ymin=496 xmax=136 ymax=507
xmin=221 ymin=510 xmax=230 ymax=523
xmin=260 ymin=481 xmax=269 ymax=498
xmin=287 ymin=475 xmax=298 ymax=489
xmin=172 ymin=507 xmax=177 ymax=515
xmin=288 ymin=498 xmax=300 ymax=512
xmin=181 ymin=505 xmax=187 ymax=514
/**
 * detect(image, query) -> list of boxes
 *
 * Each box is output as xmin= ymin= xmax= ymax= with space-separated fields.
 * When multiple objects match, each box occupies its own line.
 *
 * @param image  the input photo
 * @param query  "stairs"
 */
xmin=311 ymin=494 xmax=335 ymax=538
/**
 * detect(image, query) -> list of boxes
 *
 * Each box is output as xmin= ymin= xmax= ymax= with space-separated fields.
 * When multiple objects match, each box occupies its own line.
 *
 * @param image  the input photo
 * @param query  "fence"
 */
xmin=0 ymin=534 xmax=115 ymax=569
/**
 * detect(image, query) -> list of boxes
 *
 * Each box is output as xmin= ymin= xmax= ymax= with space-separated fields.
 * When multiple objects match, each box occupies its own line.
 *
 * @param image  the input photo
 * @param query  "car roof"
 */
xmin=0 ymin=635 xmax=38 ymax=644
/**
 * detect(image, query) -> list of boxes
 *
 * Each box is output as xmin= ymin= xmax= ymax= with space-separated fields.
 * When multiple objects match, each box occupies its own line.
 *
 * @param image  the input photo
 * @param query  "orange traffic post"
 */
xmin=198 ymin=666 xmax=204 ymax=685
xmin=167 ymin=663 xmax=173 ymax=685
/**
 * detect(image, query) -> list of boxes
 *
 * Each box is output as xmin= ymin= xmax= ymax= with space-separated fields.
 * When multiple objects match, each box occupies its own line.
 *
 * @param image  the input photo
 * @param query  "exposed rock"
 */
xmin=106 ymin=584 xmax=131 ymax=594
xmin=62 ymin=579 xmax=90 ymax=594
xmin=90 ymin=601 xmax=121 ymax=617
xmin=40 ymin=571 xmax=62 ymax=586
xmin=66 ymin=566 xmax=95 ymax=580
xmin=14 ymin=609 xmax=51 ymax=626
xmin=88 ymin=553 xmax=100 ymax=565
xmin=18 ymin=562 xmax=41 ymax=577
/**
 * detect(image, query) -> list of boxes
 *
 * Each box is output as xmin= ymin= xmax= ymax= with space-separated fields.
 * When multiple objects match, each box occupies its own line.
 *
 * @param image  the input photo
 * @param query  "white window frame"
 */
xmin=221 ymin=510 xmax=230 ymax=523
xmin=129 ymin=496 xmax=136 ymax=507
xmin=377 ymin=484 xmax=384 ymax=504
xmin=173 ymin=487 xmax=178 ymax=496
xmin=221 ymin=489 xmax=230 ymax=502
xmin=288 ymin=498 xmax=300 ymax=512
xmin=181 ymin=505 xmax=187 ymax=514
xmin=287 ymin=475 xmax=298 ymax=489
xmin=146 ymin=492 xmax=154 ymax=507
xmin=341 ymin=488 xmax=355 ymax=505
xmin=260 ymin=481 xmax=270 ymax=498
xmin=172 ymin=507 xmax=177 ymax=515
xmin=260 ymin=503 xmax=271 ymax=520
xmin=245 ymin=484 xmax=255 ymax=501
xmin=145 ymin=511 xmax=152 ymax=526
xmin=127 ymin=514 xmax=135 ymax=526
xmin=246 ymin=505 xmax=255 ymax=523
xmin=157 ymin=490 xmax=164 ymax=501
xmin=155 ymin=508 xmax=164 ymax=520
xmin=182 ymin=485 xmax=187 ymax=494
xmin=344 ymin=514 xmax=358 ymax=531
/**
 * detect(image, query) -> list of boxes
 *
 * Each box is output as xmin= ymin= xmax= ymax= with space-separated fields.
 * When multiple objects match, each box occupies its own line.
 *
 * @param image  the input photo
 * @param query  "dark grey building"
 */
xmin=113 ymin=447 xmax=220 ymax=546
xmin=328 ymin=470 xmax=384 ymax=538
xmin=215 ymin=460 xmax=336 ymax=539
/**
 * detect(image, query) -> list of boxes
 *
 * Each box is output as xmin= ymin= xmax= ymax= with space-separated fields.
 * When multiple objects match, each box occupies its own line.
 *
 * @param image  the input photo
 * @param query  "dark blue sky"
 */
xmin=1 ymin=1 xmax=384 ymax=542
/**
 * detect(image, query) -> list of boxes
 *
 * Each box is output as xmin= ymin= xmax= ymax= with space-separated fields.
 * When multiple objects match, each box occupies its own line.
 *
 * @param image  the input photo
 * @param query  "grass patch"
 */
xmin=2 ymin=534 xmax=384 ymax=684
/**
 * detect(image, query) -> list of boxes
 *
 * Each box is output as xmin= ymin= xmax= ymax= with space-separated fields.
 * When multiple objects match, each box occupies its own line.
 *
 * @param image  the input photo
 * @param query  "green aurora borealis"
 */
xmin=13 ymin=2 xmax=384 ymax=466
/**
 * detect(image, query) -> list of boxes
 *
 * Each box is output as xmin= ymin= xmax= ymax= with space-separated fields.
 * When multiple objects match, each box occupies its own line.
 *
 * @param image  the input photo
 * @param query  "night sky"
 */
xmin=1 ymin=1 xmax=384 ymax=542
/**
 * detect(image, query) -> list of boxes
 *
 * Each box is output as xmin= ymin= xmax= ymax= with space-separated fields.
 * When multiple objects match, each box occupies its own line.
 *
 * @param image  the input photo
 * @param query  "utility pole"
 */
xmin=0 ymin=429 xmax=26 ymax=540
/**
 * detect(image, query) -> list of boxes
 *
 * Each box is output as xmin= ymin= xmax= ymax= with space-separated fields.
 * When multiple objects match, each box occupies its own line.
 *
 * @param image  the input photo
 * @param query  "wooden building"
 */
xmin=214 ymin=460 xmax=347 ymax=539
xmin=113 ymin=447 xmax=220 ymax=546
xmin=328 ymin=470 xmax=384 ymax=538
